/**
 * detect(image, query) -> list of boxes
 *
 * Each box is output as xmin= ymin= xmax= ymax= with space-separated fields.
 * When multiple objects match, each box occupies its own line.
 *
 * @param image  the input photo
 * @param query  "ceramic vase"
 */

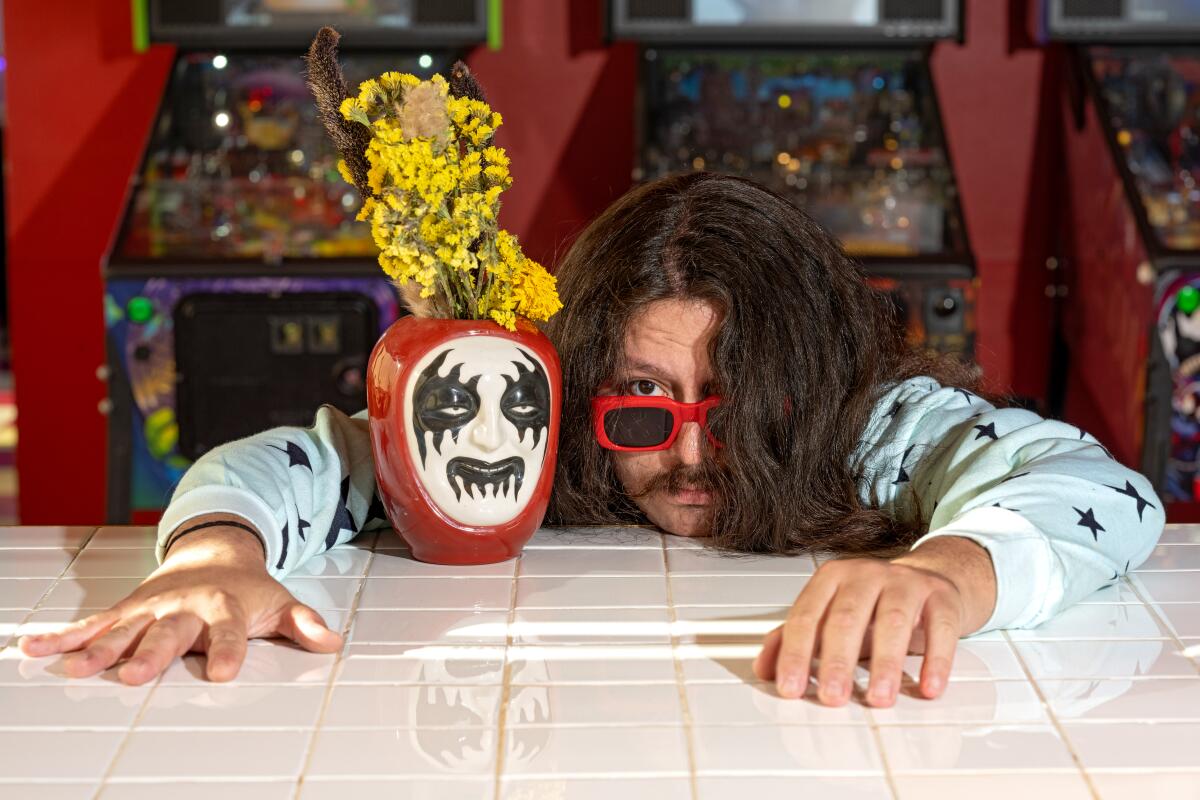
xmin=366 ymin=315 xmax=561 ymax=564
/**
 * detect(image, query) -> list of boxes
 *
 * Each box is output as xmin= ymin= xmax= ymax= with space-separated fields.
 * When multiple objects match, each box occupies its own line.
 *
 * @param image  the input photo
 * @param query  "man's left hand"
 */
xmin=752 ymin=536 xmax=997 ymax=707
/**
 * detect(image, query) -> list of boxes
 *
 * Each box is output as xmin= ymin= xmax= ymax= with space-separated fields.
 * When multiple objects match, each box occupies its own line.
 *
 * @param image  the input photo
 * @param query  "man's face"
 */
xmin=405 ymin=337 xmax=551 ymax=526
xmin=601 ymin=298 xmax=722 ymax=537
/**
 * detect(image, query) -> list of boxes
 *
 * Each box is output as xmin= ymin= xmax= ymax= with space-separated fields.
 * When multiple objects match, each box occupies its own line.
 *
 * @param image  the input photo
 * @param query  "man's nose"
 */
xmin=469 ymin=405 xmax=505 ymax=452
xmin=672 ymin=421 xmax=705 ymax=465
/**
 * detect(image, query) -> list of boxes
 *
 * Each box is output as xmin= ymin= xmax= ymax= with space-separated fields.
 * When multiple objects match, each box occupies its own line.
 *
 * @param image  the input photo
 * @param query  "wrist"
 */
xmin=162 ymin=514 xmax=268 ymax=571
xmin=893 ymin=535 xmax=997 ymax=634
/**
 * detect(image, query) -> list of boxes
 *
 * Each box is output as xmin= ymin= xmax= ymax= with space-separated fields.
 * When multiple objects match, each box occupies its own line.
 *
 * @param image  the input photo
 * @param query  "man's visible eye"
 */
xmin=511 ymin=404 xmax=535 ymax=414
xmin=626 ymin=379 xmax=666 ymax=397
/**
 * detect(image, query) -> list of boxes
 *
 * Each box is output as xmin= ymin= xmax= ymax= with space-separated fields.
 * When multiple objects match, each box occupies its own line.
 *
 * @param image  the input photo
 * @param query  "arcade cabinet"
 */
xmin=1047 ymin=0 xmax=1200 ymax=517
xmin=612 ymin=0 xmax=977 ymax=358
xmin=103 ymin=0 xmax=489 ymax=522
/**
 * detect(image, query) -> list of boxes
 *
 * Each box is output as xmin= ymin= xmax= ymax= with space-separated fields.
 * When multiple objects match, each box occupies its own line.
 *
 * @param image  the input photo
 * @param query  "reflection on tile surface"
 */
xmin=2 ymin=524 xmax=1200 ymax=792
xmin=877 ymin=725 xmax=1076 ymax=771
xmin=891 ymin=773 xmax=1093 ymax=800
xmin=1014 ymin=638 xmax=1198 ymax=678
xmin=502 ymin=777 xmax=692 ymax=800
xmin=1006 ymin=602 xmax=1174 ymax=640
xmin=692 ymin=724 xmax=882 ymax=774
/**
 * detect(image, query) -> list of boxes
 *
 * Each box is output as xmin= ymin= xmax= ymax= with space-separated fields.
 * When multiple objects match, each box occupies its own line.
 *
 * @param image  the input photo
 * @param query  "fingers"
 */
xmin=18 ymin=610 xmax=120 ymax=657
xmin=866 ymin=586 xmax=921 ymax=707
xmin=60 ymin=614 xmax=155 ymax=678
xmin=773 ymin=572 xmax=839 ymax=700
xmin=204 ymin=618 xmax=250 ymax=683
xmin=117 ymin=614 xmax=205 ymax=686
xmin=753 ymin=626 xmax=783 ymax=681
xmin=277 ymin=604 xmax=343 ymax=653
xmin=814 ymin=582 xmax=883 ymax=706
xmin=917 ymin=593 xmax=961 ymax=699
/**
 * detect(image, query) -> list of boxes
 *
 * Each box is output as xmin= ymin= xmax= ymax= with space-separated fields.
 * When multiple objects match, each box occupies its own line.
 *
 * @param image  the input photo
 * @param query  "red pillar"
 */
xmin=931 ymin=0 xmax=1060 ymax=401
xmin=5 ymin=1 xmax=173 ymax=522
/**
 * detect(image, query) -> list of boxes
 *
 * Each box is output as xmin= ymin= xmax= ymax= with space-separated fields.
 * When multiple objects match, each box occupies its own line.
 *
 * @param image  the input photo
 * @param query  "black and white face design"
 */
xmin=406 ymin=337 xmax=551 ymax=526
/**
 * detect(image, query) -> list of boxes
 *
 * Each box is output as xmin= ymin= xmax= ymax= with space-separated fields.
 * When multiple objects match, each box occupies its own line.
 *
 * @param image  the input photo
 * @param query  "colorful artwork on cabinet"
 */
xmin=1157 ymin=275 xmax=1200 ymax=501
xmin=105 ymin=277 xmax=399 ymax=513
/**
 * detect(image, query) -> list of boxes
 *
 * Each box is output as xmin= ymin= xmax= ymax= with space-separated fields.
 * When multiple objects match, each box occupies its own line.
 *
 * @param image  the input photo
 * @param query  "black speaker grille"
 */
xmin=881 ymin=0 xmax=946 ymax=22
xmin=153 ymin=0 xmax=223 ymax=26
xmin=627 ymin=0 xmax=688 ymax=22
xmin=414 ymin=0 xmax=478 ymax=25
xmin=1062 ymin=0 xmax=1124 ymax=19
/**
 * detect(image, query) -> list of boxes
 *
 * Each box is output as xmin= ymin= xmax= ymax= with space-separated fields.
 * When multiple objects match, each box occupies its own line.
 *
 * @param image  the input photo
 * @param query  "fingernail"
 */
xmin=779 ymin=674 xmax=803 ymax=697
xmin=870 ymin=679 xmax=893 ymax=702
xmin=926 ymin=675 xmax=944 ymax=695
xmin=822 ymin=679 xmax=844 ymax=699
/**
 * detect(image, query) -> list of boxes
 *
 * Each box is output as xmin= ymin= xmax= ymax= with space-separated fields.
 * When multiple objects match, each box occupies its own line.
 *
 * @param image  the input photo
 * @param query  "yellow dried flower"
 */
xmin=335 ymin=68 xmax=561 ymax=330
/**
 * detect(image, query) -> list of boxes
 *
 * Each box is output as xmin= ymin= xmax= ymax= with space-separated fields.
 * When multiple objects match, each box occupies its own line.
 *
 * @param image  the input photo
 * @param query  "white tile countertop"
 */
xmin=2 ymin=525 xmax=1200 ymax=798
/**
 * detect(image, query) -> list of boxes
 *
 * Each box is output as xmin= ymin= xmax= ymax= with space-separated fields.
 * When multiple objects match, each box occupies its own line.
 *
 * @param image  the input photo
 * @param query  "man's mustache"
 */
xmin=628 ymin=462 xmax=721 ymax=501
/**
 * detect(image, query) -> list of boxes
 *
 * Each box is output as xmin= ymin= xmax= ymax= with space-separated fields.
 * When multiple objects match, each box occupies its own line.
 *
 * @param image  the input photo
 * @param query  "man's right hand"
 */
xmin=16 ymin=516 xmax=344 ymax=685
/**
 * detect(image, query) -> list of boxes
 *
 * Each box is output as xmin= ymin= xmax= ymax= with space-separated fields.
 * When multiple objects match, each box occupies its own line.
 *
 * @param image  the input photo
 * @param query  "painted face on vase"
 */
xmin=404 ymin=337 xmax=551 ymax=527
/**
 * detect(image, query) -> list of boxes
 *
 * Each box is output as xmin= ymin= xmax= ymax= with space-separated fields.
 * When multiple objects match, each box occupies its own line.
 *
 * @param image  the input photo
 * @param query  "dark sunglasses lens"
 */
xmin=603 ymin=407 xmax=675 ymax=448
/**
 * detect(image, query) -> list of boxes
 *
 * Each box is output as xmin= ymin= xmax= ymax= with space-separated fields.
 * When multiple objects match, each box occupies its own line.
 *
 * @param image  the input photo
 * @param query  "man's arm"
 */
xmin=861 ymin=377 xmax=1165 ymax=634
xmin=156 ymin=405 xmax=389 ymax=580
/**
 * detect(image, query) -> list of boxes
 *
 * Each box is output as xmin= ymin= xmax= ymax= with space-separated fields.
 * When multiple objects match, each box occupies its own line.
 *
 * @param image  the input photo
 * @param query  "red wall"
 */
xmin=5 ymin=0 xmax=1055 ymax=523
xmin=931 ymin=0 xmax=1060 ymax=401
xmin=5 ymin=2 xmax=174 ymax=523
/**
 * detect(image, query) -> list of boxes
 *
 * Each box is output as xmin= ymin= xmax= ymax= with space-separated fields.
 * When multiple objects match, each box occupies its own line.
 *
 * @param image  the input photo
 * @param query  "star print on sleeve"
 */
xmin=991 ymin=501 xmax=1022 ymax=513
xmin=1106 ymin=480 xmax=1156 ymax=522
xmin=277 ymin=520 xmax=290 ymax=571
xmin=324 ymin=476 xmax=359 ymax=550
xmin=953 ymin=388 xmax=975 ymax=404
xmin=268 ymin=441 xmax=313 ymax=471
xmin=886 ymin=401 xmax=902 ymax=419
xmin=892 ymin=444 xmax=916 ymax=485
xmin=366 ymin=492 xmax=388 ymax=525
xmin=973 ymin=422 xmax=999 ymax=441
xmin=1074 ymin=426 xmax=1116 ymax=460
xmin=1074 ymin=507 xmax=1106 ymax=540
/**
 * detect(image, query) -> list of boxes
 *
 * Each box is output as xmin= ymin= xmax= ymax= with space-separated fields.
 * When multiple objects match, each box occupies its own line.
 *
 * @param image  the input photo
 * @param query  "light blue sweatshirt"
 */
xmin=156 ymin=376 xmax=1165 ymax=635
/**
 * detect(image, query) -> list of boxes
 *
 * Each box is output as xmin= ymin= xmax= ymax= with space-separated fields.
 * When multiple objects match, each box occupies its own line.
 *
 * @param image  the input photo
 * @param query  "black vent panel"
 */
xmin=1062 ymin=0 xmax=1124 ymax=18
xmin=414 ymin=0 xmax=479 ymax=25
xmin=627 ymin=0 xmax=689 ymax=21
xmin=154 ymin=0 xmax=223 ymax=25
xmin=881 ymin=0 xmax=946 ymax=21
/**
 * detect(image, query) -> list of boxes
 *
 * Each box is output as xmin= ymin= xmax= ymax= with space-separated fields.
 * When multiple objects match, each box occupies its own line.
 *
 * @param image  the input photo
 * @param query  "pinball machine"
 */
xmin=611 ymin=0 xmax=977 ymax=358
xmin=103 ymin=0 xmax=489 ymax=522
xmin=1046 ymin=0 xmax=1200 ymax=517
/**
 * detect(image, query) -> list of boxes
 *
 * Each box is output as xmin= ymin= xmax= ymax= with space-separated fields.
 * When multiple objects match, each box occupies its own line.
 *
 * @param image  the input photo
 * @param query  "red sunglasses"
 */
xmin=592 ymin=395 xmax=723 ymax=452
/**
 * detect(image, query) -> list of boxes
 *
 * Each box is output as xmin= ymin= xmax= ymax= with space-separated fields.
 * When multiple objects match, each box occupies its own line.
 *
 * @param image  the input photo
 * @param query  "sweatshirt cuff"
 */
xmin=156 ymin=485 xmax=281 ymax=573
xmin=908 ymin=505 xmax=1055 ymax=635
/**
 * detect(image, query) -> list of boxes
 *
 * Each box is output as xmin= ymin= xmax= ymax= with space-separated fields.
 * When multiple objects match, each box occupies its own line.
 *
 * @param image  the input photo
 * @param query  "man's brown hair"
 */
xmin=544 ymin=172 xmax=985 ymax=554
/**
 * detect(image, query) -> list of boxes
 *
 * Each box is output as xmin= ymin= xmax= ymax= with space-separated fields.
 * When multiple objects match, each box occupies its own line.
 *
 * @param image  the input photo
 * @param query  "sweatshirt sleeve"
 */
xmin=854 ymin=377 xmax=1166 ymax=635
xmin=155 ymin=405 xmax=389 ymax=580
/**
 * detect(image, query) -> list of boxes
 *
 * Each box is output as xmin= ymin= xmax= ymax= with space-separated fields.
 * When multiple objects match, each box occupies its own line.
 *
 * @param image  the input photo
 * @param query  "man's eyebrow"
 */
xmin=616 ymin=360 xmax=677 ymax=383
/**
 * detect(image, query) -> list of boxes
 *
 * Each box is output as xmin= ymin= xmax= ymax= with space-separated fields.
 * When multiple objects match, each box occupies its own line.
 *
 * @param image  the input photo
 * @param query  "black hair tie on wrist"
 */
xmin=164 ymin=519 xmax=268 ymax=561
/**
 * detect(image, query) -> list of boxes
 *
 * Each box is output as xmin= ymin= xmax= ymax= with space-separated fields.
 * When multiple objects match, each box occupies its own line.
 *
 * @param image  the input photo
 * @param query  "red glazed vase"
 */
xmin=366 ymin=315 xmax=561 ymax=564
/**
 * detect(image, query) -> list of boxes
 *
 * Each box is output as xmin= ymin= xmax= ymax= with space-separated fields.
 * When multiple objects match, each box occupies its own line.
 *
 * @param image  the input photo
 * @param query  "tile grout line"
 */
xmin=662 ymin=534 xmax=700 ymax=800
xmin=0 ymin=527 xmax=100 ymax=651
xmin=1002 ymin=628 xmax=1103 ymax=800
xmin=492 ymin=551 xmax=522 ymax=800
xmin=292 ymin=541 xmax=377 ymax=800
xmin=92 ymin=673 xmax=167 ymax=799
xmin=1122 ymin=575 xmax=1200 ymax=677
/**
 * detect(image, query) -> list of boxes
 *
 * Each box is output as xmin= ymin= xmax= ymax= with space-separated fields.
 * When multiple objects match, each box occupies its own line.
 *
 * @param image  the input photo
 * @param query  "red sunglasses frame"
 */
xmin=591 ymin=395 xmax=723 ymax=452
